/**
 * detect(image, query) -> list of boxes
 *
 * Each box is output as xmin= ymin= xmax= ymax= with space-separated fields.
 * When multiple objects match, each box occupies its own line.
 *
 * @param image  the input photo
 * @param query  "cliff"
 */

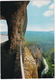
xmin=23 ymin=45 xmax=38 ymax=78
xmin=1 ymin=1 xmax=42 ymax=79
xmin=27 ymin=43 xmax=42 ymax=67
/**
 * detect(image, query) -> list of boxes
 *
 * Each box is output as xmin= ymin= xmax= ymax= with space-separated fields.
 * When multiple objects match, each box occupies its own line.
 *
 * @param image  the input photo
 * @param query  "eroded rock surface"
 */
xmin=1 ymin=1 xmax=41 ymax=79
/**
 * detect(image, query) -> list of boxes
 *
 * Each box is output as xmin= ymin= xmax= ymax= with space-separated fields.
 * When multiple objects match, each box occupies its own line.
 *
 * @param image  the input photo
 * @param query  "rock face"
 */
xmin=1 ymin=41 xmax=21 ymax=78
xmin=1 ymin=1 xmax=40 ymax=79
xmin=23 ymin=45 xmax=38 ymax=78
xmin=27 ymin=44 xmax=42 ymax=67
xmin=26 ymin=43 xmax=44 ymax=78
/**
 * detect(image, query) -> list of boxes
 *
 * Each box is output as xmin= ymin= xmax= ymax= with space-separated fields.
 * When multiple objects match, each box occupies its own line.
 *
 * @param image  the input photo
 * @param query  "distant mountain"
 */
xmin=24 ymin=31 xmax=54 ymax=43
xmin=0 ymin=31 xmax=8 ymax=35
xmin=24 ymin=31 xmax=54 ymax=54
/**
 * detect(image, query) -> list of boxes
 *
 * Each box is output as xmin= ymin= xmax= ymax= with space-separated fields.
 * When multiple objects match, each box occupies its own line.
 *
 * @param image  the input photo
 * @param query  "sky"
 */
xmin=0 ymin=0 xmax=54 ymax=32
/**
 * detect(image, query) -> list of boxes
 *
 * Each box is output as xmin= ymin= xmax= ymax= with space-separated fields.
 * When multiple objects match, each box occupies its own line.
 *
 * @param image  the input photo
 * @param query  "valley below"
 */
xmin=24 ymin=31 xmax=54 ymax=78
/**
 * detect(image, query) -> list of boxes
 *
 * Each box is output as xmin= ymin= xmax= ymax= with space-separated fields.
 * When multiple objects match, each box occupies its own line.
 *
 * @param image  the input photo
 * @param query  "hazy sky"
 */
xmin=0 ymin=0 xmax=54 ymax=32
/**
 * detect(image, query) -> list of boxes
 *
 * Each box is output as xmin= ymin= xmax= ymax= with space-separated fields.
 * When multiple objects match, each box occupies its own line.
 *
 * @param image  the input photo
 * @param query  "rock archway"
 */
xmin=0 ymin=1 xmax=42 ymax=79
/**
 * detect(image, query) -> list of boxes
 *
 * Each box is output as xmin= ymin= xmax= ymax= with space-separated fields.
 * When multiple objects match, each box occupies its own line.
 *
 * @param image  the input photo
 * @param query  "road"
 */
xmin=41 ymin=57 xmax=49 ymax=77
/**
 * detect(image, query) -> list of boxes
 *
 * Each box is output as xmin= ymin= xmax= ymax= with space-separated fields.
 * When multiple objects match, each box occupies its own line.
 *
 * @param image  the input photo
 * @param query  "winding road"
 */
xmin=41 ymin=57 xmax=49 ymax=77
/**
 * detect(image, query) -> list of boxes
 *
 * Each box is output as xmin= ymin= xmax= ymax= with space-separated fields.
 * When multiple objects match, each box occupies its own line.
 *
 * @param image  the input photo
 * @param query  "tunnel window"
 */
xmin=0 ymin=20 xmax=8 ymax=43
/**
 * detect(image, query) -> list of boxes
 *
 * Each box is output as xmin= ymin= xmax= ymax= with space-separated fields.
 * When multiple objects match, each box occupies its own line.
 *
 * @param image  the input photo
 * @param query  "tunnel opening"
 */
xmin=0 ymin=20 xmax=8 ymax=43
